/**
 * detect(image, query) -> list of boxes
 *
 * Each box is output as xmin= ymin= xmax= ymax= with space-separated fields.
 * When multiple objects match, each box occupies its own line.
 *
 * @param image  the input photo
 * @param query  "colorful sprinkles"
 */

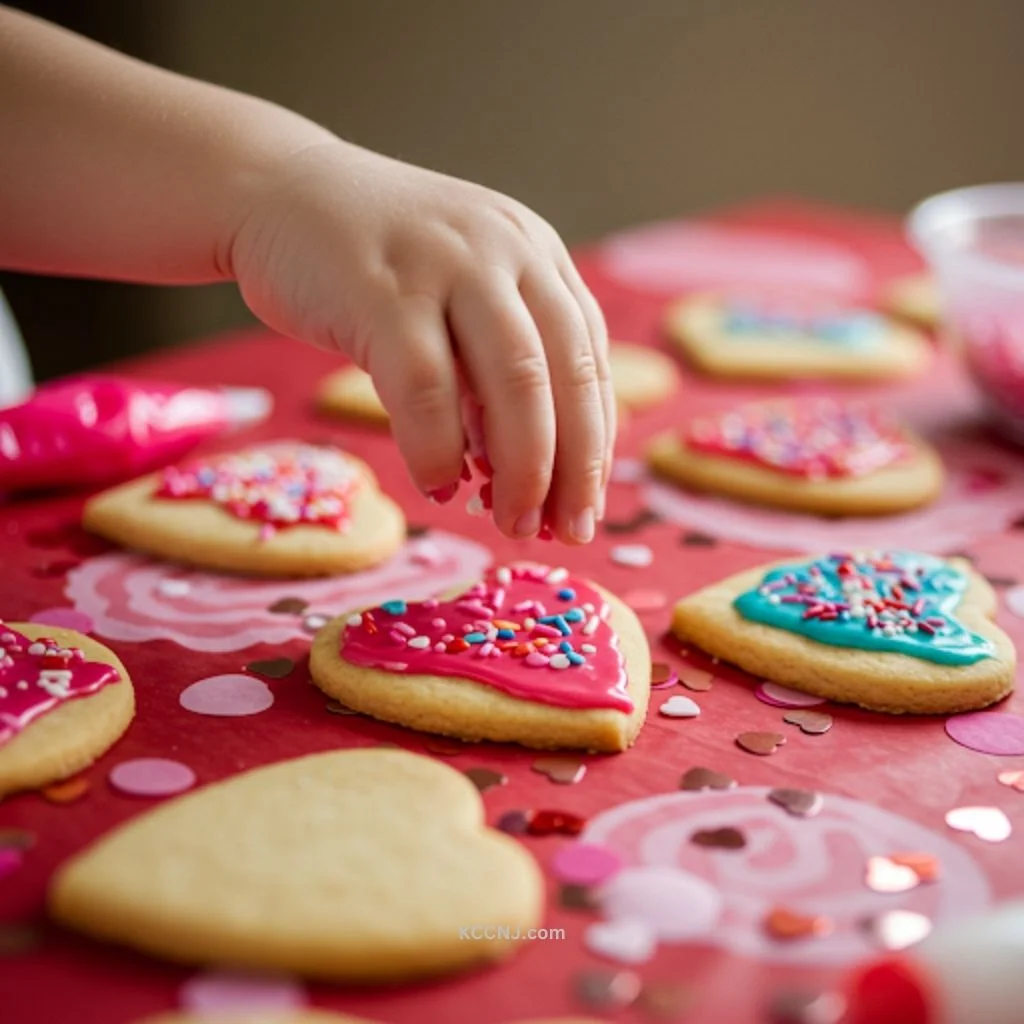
xmin=158 ymin=444 xmax=362 ymax=536
xmin=722 ymin=300 xmax=883 ymax=346
xmin=684 ymin=398 xmax=911 ymax=479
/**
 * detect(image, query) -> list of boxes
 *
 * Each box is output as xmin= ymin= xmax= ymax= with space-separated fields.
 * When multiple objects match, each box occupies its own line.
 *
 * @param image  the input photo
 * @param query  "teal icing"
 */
xmin=722 ymin=305 xmax=883 ymax=348
xmin=733 ymin=551 xmax=995 ymax=666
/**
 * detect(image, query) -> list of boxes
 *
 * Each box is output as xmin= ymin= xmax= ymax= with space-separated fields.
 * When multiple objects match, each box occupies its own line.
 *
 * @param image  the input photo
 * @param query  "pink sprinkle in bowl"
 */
xmin=909 ymin=183 xmax=1024 ymax=442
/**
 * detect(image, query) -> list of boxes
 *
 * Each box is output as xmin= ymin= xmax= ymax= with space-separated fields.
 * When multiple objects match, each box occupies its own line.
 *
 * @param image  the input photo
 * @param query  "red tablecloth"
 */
xmin=3 ymin=200 xmax=1024 ymax=1024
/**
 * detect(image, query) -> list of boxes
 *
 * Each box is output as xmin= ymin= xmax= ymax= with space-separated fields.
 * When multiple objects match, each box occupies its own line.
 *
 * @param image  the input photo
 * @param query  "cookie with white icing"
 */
xmin=83 ymin=443 xmax=405 ymax=577
xmin=664 ymin=292 xmax=931 ymax=381
xmin=672 ymin=551 xmax=1014 ymax=714
xmin=310 ymin=564 xmax=651 ymax=752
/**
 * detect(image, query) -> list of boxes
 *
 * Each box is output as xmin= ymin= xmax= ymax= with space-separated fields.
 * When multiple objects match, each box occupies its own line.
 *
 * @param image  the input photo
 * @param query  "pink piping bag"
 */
xmin=0 ymin=374 xmax=271 ymax=495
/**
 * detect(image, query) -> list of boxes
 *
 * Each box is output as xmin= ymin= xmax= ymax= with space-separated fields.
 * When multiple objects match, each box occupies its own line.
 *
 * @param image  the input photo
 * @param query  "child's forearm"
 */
xmin=0 ymin=5 xmax=333 ymax=283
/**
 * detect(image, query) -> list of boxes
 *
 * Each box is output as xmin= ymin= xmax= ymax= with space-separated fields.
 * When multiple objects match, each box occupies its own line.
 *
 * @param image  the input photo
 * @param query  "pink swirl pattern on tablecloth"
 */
xmin=583 ymin=787 xmax=989 ymax=966
xmin=63 ymin=532 xmax=492 ymax=652
xmin=597 ymin=222 xmax=870 ymax=297
xmin=641 ymin=439 xmax=1024 ymax=553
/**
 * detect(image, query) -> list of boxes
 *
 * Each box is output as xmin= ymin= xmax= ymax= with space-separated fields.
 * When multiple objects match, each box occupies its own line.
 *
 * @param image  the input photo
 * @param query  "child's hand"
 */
xmin=231 ymin=141 xmax=614 ymax=543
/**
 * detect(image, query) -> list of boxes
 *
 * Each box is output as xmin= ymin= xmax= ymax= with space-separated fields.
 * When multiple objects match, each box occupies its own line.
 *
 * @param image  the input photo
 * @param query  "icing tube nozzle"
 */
xmin=840 ymin=900 xmax=1024 ymax=1024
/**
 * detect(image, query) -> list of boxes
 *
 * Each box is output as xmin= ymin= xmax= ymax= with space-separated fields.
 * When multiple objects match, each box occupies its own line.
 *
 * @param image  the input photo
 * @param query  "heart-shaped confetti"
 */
xmin=41 ymin=776 xmax=91 ymax=804
xmin=560 ymin=884 xmax=600 ymax=911
xmin=945 ymin=805 xmax=1012 ymax=842
xmin=691 ymin=827 xmax=746 ymax=850
xmin=997 ymin=769 xmax=1024 ymax=792
xmin=552 ymin=842 xmax=624 ymax=886
xmin=610 ymin=543 xmax=654 ymax=568
xmin=768 ymin=788 xmax=823 ymax=818
xmin=532 ymin=756 xmax=587 ymax=785
xmin=584 ymin=918 xmax=657 ymax=964
xmin=659 ymin=695 xmax=701 ymax=718
xmin=180 ymin=674 xmax=274 ymax=717
xmin=783 ymin=709 xmax=834 ymax=735
xmin=737 ymin=731 xmax=786 ymax=756
xmin=866 ymin=909 xmax=933 ymax=951
xmin=244 ymin=657 xmax=295 ymax=679
xmin=639 ymin=981 xmax=694 ymax=1020
xmin=268 ymin=596 xmax=308 ymax=615
xmin=763 ymin=907 xmax=833 ymax=941
xmin=324 ymin=699 xmax=358 ymax=716
xmin=650 ymin=661 xmax=678 ymax=688
xmin=889 ymin=852 xmax=941 ymax=884
xmin=681 ymin=531 xmax=717 ymax=547
xmin=425 ymin=737 xmax=468 ymax=757
xmin=496 ymin=810 xmax=530 ymax=834
xmin=756 ymin=682 xmax=828 ymax=708
xmin=945 ymin=711 xmax=1024 ymax=756
xmin=573 ymin=968 xmax=642 ymax=1010
xmin=109 ymin=758 xmax=196 ymax=798
xmin=302 ymin=614 xmax=330 ymax=634
xmin=679 ymin=667 xmax=714 ymax=691
xmin=604 ymin=509 xmax=660 ymax=533
xmin=526 ymin=809 xmax=586 ymax=836
xmin=463 ymin=767 xmax=507 ymax=793
xmin=864 ymin=856 xmax=920 ymax=894
xmin=680 ymin=766 xmax=736 ymax=791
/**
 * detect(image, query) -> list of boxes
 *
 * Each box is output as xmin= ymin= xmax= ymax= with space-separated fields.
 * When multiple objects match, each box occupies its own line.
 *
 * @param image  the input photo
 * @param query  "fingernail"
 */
xmin=513 ymin=507 xmax=542 ymax=538
xmin=595 ymin=490 xmax=607 ymax=522
xmin=570 ymin=508 xmax=595 ymax=544
xmin=427 ymin=482 xmax=459 ymax=505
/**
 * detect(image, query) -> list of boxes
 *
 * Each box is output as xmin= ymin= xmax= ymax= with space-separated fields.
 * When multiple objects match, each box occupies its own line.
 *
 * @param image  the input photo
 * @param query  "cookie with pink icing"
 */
xmin=83 ymin=442 xmax=405 ymax=577
xmin=0 ymin=621 xmax=133 ymax=796
xmin=309 ymin=564 xmax=651 ymax=752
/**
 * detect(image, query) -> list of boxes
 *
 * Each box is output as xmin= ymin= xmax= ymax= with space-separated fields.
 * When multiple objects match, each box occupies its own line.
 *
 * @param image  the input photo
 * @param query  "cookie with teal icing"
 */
xmin=672 ymin=551 xmax=1015 ymax=714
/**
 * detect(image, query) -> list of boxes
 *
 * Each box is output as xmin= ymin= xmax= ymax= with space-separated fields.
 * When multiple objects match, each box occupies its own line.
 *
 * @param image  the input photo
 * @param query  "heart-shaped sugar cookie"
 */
xmin=311 ymin=565 xmax=651 ymax=752
xmin=49 ymin=749 xmax=542 ymax=981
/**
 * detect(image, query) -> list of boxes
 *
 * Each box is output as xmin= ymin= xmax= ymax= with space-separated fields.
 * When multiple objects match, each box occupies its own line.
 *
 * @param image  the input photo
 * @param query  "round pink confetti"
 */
xmin=600 ymin=866 xmax=722 ymax=942
xmin=623 ymin=589 xmax=668 ymax=612
xmin=180 ymin=970 xmax=307 ymax=1013
xmin=945 ymin=711 xmax=1024 ymax=756
xmin=756 ymin=682 xmax=827 ymax=709
xmin=109 ymin=758 xmax=196 ymax=798
xmin=28 ymin=607 xmax=94 ymax=634
xmin=180 ymin=674 xmax=274 ymax=717
xmin=551 ymin=843 xmax=624 ymax=887
xmin=0 ymin=847 xmax=23 ymax=880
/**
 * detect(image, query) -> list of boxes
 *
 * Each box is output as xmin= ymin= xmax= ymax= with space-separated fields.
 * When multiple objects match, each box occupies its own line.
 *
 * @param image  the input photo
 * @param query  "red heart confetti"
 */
xmin=526 ymin=809 xmax=586 ymax=837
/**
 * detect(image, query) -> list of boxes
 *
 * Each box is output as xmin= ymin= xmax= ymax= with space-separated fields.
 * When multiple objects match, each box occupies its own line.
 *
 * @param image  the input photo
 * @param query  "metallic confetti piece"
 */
xmin=865 ymin=856 xmax=920 ymax=894
xmin=768 ymin=788 xmax=823 ymax=818
xmin=650 ymin=661 xmax=678 ymax=688
xmin=585 ymin=918 xmax=656 ymax=964
xmin=496 ymin=809 xmax=530 ymax=834
xmin=463 ymin=767 xmax=507 ymax=793
xmin=680 ymin=766 xmax=736 ymax=791
xmin=889 ymin=852 xmax=941 ymax=884
xmin=424 ymin=737 xmax=468 ymax=756
xmin=559 ymin=883 xmax=600 ymax=911
xmin=998 ymin=769 xmax=1024 ymax=792
xmin=244 ymin=657 xmax=295 ymax=679
xmin=865 ymin=909 xmax=933 ymax=951
xmin=610 ymin=543 xmax=654 ymax=568
xmin=532 ymin=756 xmax=587 ymax=785
xmin=766 ymin=989 xmax=847 ymax=1024
xmin=41 ymin=775 xmax=90 ymax=804
xmin=573 ymin=968 xmax=642 ymax=1011
xmin=757 ymin=682 xmax=827 ymax=708
xmin=0 ymin=828 xmax=35 ymax=851
xmin=680 ymin=530 xmax=716 ymax=547
xmin=783 ymin=709 xmax=834 ymax=735
xmin=945 ymin=805 xmax=1012 ymax=842
xmin=691 ymin=826 xmax=746 ymax=850
xmin=301 ymin=613 xmax=330 ymax=635
xmin=325 ymin=699 xmax=359 ymax=716
xmin=623 ymin=588 xmax=668 ymax=612
xmin=737 ymin=731 xmax=786 ymax=756
xmin=639 ymin=980 xmax=694 ymax=1020
xmin=0 ymin=923 xmax=44 ymax=957
xmin=659 ymin=695 xmax=701 ymax=718
xmin=405 ymin=523 xmax=430 ymax=538
xmin=527 ymin=809 xmax=586 ymax=836
xmin=764 ymin=906 xmax=833 ymax=941
xmin=268 ymin=596 xmax=309 ymax=615
xmin=603 ymin=509 xmax=660 ymax=534
xmin=679 ymin=667 xmax=714 ymax=691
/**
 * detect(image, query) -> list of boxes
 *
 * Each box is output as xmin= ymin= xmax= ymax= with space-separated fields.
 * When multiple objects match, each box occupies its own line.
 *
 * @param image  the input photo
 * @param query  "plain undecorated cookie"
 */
xmin=883 ymin=273 xmax=941 ymax=331
xmin=310 ymin=574 xmax=651 ymax=753
xmin=82 ymin=445 xmax=405 ymax=578
xmin=50 ymin=748 xmax=543 ymax=982
xmin=647 ymin=424 xmax=944 ymax=517
xmin=317 ymin=366 xmax=390 ymax=426
xmin=0 ymin=624 xmax=134 ymax=797
xmin=664 ymin=292 xmax=931 ymax=381
xmin=672 ymin=555 xmax=1015 ymax=714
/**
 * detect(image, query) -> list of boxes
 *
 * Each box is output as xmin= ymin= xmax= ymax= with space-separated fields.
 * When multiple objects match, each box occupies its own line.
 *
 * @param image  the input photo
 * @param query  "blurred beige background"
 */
xmin=3 ymin=0 xmax=1024 ymax=380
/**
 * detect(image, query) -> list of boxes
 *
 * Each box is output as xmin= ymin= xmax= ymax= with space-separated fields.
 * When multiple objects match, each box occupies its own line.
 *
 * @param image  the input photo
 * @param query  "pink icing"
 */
xmin=0 ymin=624 xmax=120 ymax=746
xmin=340 ymin=564 xmax=631 ymax=712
